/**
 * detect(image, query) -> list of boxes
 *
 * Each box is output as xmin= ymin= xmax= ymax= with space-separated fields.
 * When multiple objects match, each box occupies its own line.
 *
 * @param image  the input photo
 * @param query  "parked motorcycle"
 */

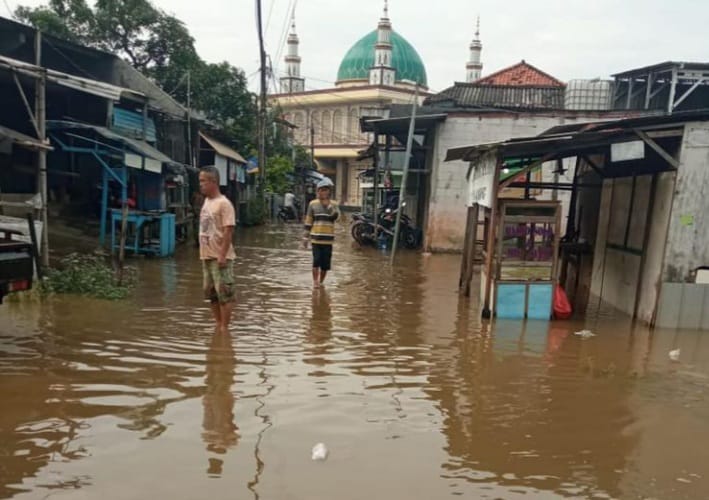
xmin=350 ymin=203 xmax=422 ymax=249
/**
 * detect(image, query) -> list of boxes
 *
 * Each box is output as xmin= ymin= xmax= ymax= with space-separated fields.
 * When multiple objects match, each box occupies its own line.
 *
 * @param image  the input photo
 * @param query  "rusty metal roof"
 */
xmin=474 ymin=61 xmax=565 ymax=87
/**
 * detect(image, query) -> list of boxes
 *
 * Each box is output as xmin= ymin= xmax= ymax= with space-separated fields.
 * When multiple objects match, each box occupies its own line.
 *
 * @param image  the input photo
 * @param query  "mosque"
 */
xmin=270 ymin=1 xmax=484 ymax=208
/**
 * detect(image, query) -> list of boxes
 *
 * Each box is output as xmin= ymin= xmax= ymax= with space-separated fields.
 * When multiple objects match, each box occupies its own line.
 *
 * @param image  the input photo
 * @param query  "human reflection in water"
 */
xmin=305 ymin=288 xmax=333 ymax=365
xmin=202 ymin=331 xmax=239 ymax=476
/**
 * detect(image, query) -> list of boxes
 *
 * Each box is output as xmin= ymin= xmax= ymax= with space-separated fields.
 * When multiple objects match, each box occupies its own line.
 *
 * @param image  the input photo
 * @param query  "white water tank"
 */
xmin=565 ymin=79 xmax=614 ymax=110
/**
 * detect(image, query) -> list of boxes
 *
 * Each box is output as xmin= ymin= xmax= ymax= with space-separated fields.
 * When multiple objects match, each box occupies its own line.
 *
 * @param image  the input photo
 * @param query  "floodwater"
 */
xmin=2 ymin=225 xmax=709 ymax=500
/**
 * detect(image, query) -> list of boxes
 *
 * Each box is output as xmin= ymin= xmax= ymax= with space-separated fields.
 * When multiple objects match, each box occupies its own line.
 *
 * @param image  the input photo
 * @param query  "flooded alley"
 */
xmin=2 ymin=225 xmax=709 ymax=500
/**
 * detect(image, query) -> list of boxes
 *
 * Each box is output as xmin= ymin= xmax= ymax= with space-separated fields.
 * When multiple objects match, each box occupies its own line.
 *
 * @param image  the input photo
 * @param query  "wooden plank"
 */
xmin=459 ymin=206 xmax=475 ymax=294
xmin=634 ymin=129 xmax=680 ymax=169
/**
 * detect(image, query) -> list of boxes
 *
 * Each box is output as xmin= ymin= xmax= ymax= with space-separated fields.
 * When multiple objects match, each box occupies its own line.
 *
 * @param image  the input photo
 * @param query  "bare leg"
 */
xmin=320 ymin=270 xmax=328 ymax=284
xmin=219 ymin=302 xmax=234 ymax=333
xmin=210 ymin=302 xmax=222 ymax=329
xmin=312 ymin=268 xmax=320 ymax=288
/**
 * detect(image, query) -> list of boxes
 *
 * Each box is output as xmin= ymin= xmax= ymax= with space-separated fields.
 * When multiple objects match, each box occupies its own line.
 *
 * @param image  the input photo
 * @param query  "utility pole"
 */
xmin=35 ymin=29 xmax=49 ymax=267
xmin=256 ymin=0 xmax=268 ymax=193
xmin=390 ymin=83 xmax=418 ymax=264
xmin=186 ymin=70 xmax=194 ymax=168
xmin=308 ymin=120 xmax=315 ymax=207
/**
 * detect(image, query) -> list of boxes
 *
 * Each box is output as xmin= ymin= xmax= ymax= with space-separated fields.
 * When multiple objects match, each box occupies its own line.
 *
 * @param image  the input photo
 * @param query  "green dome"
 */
xmin=336 ymin=30 xmax=428 ymax=87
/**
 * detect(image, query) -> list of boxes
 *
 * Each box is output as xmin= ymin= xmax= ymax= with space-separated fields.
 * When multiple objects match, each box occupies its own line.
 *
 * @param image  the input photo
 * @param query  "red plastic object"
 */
xmin=553 ymin=286 xmax=573 ymax=320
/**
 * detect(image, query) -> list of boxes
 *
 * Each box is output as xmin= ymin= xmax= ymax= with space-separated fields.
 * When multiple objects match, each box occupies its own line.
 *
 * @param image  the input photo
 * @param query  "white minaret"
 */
xmin=369 ymin=0 xmax=396 ymax=86
xmin=466 ymin=17 xmax=483 ymax=83
xmin=280 ymin=12 xmax=305 ymax=93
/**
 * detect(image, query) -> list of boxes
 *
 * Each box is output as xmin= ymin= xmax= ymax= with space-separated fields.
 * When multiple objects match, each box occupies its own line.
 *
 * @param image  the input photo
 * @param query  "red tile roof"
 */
xmin=475 ymin=60 xmax=565 ymax=87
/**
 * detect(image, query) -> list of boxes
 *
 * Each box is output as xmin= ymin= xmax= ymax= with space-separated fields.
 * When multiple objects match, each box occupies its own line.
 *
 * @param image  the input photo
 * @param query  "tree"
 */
xmin=15 ymin=0 xmax=255 ymax=155
xmin=265 ymin=155 xmax=294 ymax=194
xmin=16 ymin=0 xmax=198 ymax=72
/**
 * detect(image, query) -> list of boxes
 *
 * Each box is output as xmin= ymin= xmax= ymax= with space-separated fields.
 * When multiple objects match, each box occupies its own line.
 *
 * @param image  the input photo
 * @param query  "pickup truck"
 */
xmin=0 ymin=226 xmax=35 ymax=304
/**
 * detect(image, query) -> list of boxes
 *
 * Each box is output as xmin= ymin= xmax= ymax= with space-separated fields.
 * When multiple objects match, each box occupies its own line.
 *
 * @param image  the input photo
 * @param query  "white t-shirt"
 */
xmin=284 ymin=193 xmax=296 ymax=208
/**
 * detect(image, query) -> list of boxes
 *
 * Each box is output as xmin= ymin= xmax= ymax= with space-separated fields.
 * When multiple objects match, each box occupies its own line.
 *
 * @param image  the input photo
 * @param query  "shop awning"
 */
xmin=199 ymin=132 xmax=247 ymax=164
xmin=0 ymin=124 xmax=52 ymax=151
xmin=47 ymin=120 xmax=177 ymax=165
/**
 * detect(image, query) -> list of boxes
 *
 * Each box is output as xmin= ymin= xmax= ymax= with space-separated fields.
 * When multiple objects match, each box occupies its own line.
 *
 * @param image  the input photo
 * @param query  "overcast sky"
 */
xmin=7 ymin=0 xmax=709 ymax=93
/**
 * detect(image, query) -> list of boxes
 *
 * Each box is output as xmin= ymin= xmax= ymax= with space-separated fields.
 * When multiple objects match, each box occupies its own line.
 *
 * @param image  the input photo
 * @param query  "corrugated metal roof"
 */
xmin=199 ymin=132 xmax=246 ymax=164
xmin=0 ymin=54 xmax=143 ymax=101
xmin=427 ymin=83 xmax=565 ymax=110
xmin=613 ymin=61 xmax=709 ymax=78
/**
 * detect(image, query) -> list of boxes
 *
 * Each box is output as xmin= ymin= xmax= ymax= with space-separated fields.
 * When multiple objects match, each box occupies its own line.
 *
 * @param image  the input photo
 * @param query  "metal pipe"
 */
xmin=391 ymin=84 xmax=419 ymax=263
xmin=35 ymin=30 xmax=49 ymax=267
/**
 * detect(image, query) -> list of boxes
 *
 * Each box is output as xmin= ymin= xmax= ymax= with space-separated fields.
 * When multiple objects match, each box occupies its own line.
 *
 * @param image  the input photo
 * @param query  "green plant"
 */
xmin=265 ymin=155 xmax=295 ymax=194
xmin=242 ymin=197 xmax=266 ymax=226
xmin=40 ymin=253 xmax=136 ymax=300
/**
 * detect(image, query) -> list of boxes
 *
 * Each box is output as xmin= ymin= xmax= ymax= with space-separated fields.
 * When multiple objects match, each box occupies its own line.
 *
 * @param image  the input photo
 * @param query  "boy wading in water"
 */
xmin=303 ymin=178 xmax=340 ymax=288
xmin=199 ymin=166 xmax=236 ymax=333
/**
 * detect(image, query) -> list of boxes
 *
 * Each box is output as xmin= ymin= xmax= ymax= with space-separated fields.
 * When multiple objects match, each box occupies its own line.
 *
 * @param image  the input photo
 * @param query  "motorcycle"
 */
xmin=350 ymin=203 xmax=422 ymax=249
xmin=277 ymin=201 xmax=301 ymax=223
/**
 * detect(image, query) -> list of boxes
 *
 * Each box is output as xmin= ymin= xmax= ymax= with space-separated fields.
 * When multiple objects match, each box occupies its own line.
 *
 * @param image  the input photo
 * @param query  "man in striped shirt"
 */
xmin=303 ymin=178 xmax=340 ymax=288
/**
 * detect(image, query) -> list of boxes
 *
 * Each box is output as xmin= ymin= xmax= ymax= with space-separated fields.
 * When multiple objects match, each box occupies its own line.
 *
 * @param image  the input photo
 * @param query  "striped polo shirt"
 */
xmin=304 ymin=199 xmax=340 ymax=245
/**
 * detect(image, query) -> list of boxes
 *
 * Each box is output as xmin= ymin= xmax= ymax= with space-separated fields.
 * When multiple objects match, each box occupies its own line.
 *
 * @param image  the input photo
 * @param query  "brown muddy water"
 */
xmin=1 ymin=224 xmax=709 ymax=499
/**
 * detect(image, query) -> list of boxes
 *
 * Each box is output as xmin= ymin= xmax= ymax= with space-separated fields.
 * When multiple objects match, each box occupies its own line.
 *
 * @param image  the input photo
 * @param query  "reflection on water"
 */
xmin=202 ymin=332 xmax=238 ymax=474
xmin=1 ymin=224 xmax=709 ymax=499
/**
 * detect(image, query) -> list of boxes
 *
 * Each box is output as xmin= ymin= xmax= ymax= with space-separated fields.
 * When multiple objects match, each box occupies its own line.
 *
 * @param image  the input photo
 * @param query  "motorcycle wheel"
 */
xmin=403 ymin=228 xmax=421 ymax=249
xmin=351 ymin=221 xmax=372 ymax=245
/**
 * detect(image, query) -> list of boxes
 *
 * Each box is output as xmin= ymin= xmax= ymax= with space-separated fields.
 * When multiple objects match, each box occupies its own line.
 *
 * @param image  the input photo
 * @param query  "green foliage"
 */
xmin=15 ymin=0 xmax=255 ymax=155
xmin=242 ymin=197 xmax=266 ymax=227
xmin=40 ymin=253 xmax=135 ymax=300
xmin=265 ymin=155 xmax=294 ymax=194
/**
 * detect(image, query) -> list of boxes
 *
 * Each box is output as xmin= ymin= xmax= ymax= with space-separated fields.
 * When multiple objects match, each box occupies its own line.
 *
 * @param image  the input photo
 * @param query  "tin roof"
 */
xmin=426 ymin=82 xmax=565 ymax=110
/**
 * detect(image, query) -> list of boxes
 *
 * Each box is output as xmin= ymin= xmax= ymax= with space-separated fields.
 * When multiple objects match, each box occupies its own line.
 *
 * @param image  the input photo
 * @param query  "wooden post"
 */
xmin=459 ymin=206 xmax=474 ymax=291
xmin=482 ymin=159 xmax=502 ymax=318
xmin=117 ymin=201 xmax=129 ymax=285
xmin=459 ymin=203 xmax=479 ymax=296
xmin=26 ymin=213 xmax=42 ymax=279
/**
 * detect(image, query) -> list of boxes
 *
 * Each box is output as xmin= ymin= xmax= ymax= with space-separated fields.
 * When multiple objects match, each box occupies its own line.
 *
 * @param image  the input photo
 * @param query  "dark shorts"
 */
xmin=312 ymin=244 xmax=333 ymax=271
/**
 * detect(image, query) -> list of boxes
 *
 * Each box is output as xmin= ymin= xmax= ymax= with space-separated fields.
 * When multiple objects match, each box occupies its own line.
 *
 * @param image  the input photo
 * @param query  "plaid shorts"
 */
xmin=202 ymin=259 xmax=236 ymax=304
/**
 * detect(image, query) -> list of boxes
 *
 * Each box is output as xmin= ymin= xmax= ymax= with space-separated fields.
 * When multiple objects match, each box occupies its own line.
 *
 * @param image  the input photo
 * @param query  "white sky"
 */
xmin=7 ymin=0 xmax=709 ymax=93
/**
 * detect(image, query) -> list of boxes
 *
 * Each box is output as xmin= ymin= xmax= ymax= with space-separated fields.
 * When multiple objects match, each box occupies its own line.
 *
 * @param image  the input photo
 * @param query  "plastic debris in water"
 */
xmin=311 ymin=443 xmax=328 ymax=461
xmin=574 ymin=329 xmax=596 ymax=339
xmin=669 ymin=349 xmax=681 ymax=362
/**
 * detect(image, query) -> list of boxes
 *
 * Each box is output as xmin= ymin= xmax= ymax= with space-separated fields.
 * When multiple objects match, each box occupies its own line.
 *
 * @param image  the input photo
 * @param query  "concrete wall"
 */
xmin=426 ymin=113 xmax=614 ymax=252
xmin=663 ymin=122 xmax=709 ymax=282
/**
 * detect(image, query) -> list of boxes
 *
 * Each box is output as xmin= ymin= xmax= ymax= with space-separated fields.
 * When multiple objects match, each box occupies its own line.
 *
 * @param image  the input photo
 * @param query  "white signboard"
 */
xmin=125 ymin=153 xmax=142 ymax=169
xmin=144 ymin=158 xmax=162 ymax=174
xmin=215 ymin=155 xmax=228 ymax=186
xmin=469 ymin=153 xmax=496 ymax=208
xmin=611 ymin=140 xmax=645 ymax=162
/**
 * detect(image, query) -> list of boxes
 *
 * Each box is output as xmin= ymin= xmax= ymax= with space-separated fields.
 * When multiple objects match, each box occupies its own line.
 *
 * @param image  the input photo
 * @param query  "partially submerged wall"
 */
xmin=655 ymin=122 xmax=709 ymax=329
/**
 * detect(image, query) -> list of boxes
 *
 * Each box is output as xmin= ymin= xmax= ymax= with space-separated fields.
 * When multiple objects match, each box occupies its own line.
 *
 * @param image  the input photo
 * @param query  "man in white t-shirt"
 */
xmin=284 ymin=191 xmax=297 ymax=219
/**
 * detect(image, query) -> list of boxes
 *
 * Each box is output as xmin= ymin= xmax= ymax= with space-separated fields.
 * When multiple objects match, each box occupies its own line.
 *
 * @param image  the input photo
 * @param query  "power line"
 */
xmin=3 ymin=0 xmax=13 ymax=17
xmin=264 ymin=0 xmax=276 ymax=35
xmin=273 ymin=0 xmax=298 ymax=80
